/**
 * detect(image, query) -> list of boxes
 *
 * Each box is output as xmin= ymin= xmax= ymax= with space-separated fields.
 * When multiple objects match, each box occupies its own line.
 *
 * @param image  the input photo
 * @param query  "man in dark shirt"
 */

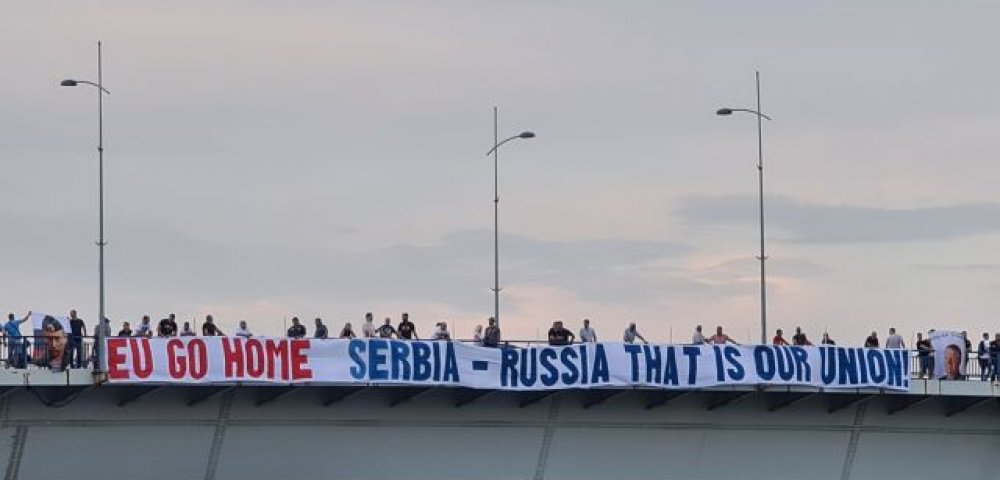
xmin=314 ymin=318 xmax=328 ymax=339
xmin=547 ymin=321 xmax=574 ymax=346
xmin=397 ymin=313 xmax=418 ymax=340
xmin=792 ymin=327 xmax=812 ymax=346
xmin=989 ymin=334 xmax=1000 ymax=383
xmin=202 ymin=315 xmax=223 ymax=336
xmin=483 ymin=317 xmax=501 ymax=348
xmin=287 ymin=317 xmax=307 ymax=339
xmin=864 ymin=331 xmax=879 ymax=348
xmin=158 ymin=314 xmax=178 ymax=337
xmin=377 ymin=317 xmax=396 ymax=339
xmin=65 ymin=309 xmax=87 ymax=369
xmin=118 ymin=321 xmax=133 ymax=337
xmin=916 ymin=332 xmax=933 ymax=379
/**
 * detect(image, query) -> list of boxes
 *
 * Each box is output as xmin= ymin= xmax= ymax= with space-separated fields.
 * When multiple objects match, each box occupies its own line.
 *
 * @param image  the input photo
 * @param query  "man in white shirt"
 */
xmin=361 ymin=312 xmax=377 ymax=338
xmin=579 ymin=319 xmax=597 ymax=343
xmin=432 ymin=322 xmax=452 ymax=340
xmin=692 ymin=325 xmax=705 ymax=344
xmin=885 ymin=327 xmax=905 ymax=349
xmin=623 ymin=323 xmax=648 ymax=344
xmin=235 ymin=321 xmax=253 ymax=338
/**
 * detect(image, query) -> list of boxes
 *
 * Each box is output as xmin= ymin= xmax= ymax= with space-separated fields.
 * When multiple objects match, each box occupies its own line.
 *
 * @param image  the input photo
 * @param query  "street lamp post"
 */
xmin=716 ymin=71 xmax=772 ymax=345
xmin=61 ymin=41 xmax=111 ymax=371
xmin=485 ymin=107 xmax=535 ymax=327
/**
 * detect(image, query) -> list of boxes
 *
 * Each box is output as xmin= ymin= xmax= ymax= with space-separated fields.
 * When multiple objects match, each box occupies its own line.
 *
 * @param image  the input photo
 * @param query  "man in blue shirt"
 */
xmin=5 ymin=312 xmax=31 ymax=368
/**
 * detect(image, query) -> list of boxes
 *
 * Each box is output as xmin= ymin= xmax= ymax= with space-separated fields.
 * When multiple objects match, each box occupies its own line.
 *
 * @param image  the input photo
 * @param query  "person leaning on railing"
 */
xmin=4 ymin=311 xmax=31 ymax=369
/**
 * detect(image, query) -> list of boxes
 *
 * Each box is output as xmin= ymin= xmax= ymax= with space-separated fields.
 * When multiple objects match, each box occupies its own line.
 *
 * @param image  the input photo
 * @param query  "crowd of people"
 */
xmin=6 ymin=310 xmax=1000 ymax=382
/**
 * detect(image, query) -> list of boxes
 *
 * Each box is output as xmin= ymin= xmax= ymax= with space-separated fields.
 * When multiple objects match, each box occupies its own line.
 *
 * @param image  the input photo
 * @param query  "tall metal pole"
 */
xmin=755 ymin=71 xmax=767 ymax=345
xmin=97 ymin=41 xmax=107 ymax=371
xmin=492 ymin=107 xmax=500 ymax=326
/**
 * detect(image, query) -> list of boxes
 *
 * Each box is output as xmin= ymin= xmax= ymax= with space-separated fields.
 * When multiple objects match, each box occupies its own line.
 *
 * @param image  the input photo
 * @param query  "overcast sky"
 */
xmin=3 ymin=1 xmax=1000 ymax=343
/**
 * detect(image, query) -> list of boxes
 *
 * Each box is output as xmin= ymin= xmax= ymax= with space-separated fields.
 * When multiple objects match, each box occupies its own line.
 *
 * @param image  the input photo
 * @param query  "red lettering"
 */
xmin=266 ymin=340 xmax=290 ymax=380
xmin=167 ymin=339 xmax=186 ymax=379
xmin=290 ymin=340 xmax=313 ymax=380
xmin=130 ymin=338 xmax=153 ymax=379
xmin=246 ymin=339 xmax=265 ymax=378
xmin=222 ymin=337 xmax=244 ymax=378
xmin=189 ymin=339 xmax=208 ymax=379
xmin=106 ymin=338 xmax=129 ymax=379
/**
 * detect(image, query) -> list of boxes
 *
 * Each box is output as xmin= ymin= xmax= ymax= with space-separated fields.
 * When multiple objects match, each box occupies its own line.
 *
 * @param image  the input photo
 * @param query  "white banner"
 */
xmin=930 ymin=330 xmax=966 ymax=380
xmin=102 ymin=338 xmax=910 ymax=391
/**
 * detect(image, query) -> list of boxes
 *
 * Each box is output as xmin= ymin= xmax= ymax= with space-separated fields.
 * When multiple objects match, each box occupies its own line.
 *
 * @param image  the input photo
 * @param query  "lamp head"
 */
xmin=60 ymin=79 xmax=79 ymax=87
xmin=715 ymin=108 xmax=733 ymax=116
xmin=518 ymin=131 xmax=536 ymax=139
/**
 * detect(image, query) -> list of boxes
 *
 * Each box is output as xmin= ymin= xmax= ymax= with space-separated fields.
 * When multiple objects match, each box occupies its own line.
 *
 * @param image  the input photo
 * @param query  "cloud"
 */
xmin=676 ymin=194 xmax=1000 ymax=244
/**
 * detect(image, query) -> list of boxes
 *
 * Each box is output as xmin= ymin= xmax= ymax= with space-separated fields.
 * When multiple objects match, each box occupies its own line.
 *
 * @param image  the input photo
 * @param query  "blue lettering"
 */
xmin=790 ymin=347 xmax=810 ymax=382
xmin=349 ymin=340 xmax=366 ymax=379
xmin=413 ymin=342 xmax=432 ymax=381
xmin=821 ymin=347 xmax=837 ymax=384
xmin=560 ymin=348 xmax=580 ymax=384
xmin=432 ymin=342 xmax=441 ymax=381
xmin=390 ymin=341 xmax=411 ymax=380
xmin=369 ymin=339 xmax=389 ymax=380
xmin=866 ymin=350 xmax=886 ymax=384
xmin=580 ymin=344 xmax=589 ymax=385
xmin=754 ymin=346 xmax=776 ymax=381
xmin=713 ymin=346 xmax=726 ymax=381
xmin=500 ymin=348 xmax=518 ymax=387
xmin=682 ymin=346 xmax=701 ymax=385
xmin=540 ymin=349 xmax=559 ymax=386
xmin=724 ymin=346 xmax=744 ymax=381
xmin=643 ymin=345 xmax=662 ymax=383
xmin=663 ymin=346 xmax=679 ymax=385
xmin=624 ymin=344 xmax=642 ymax=382
xmin=519 ymin=348 xmax=538 ymax=387
xmin=838 ymin=348 xmax=858 ymax=385
xmin=885 ymin=350 xmax=903 ymax=387
xmin=443 ymin=342 xmax=459 ymax=382
xmin=776 ymin=347 xmax=794 ymax=381
xmin=591 ymin=344 xmax=609 ymax=383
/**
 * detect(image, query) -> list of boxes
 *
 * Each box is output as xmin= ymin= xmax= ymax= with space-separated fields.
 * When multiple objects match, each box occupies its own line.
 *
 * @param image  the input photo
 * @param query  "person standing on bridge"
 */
xmin=977 ymin=333 xmax=991 ymax=381
xmin=397 ymin=313 xmax=418 ymax=340
xmin=377 ymin=317 xmax=397 ymax=339
xmin=548 ymin=321 xmax=575 ymax=346
xmin=339 ymin=322 xmax=356 ymax=339
xmin=916 ymin=332 xmax=933 ymax=379
xmin=202 ymin=315 xmax=224 ymax=336
xmin=483 ymin=317 xmax=501 ymax=348
xmin=5 ymin=312 xmax=31 ymax=369
xmin=136 ymin=315 xmax=153 ymax=338
xmin=707 ymin=326 xmax=737 ymax=345
xmin=180 ymin=321 xmax=196 ymax=336
xmin=117 ymin=321 xmax=132 ymax=337
xmin=821 ymin=332 xmax=836 ymax=345
xmin=623 ymin=323 xmax=647 ymax=345
xmin=287 ymin=317 xmax=307 ymax=339
xmin=692 ymin=325 xmax=705 ymax=344
xmin=314 ymin=318 xmax=329 ymax=339
xmin=990 ymin=334 xmax=1000 ymax=384
xmin=157 ymin=314 xmax=177 ymax=337
xmin=65 ymin=309 xmax=87 ymax=369
xmin=362 ymin=313 xmax=377 ymax=338
xmin=885 ymin=328 xmax=905 ymax=349
xmin=792 ymin=327 xmax=812 ymax=346
xmin=236 ymin=321 xmax=253 ymax=338
xmin=864 ymin=331 xmax=879 ymax=348
xmin=579 ymin=319 xmax=597 ymax=343
xmin=772 ymin=329 xmax=789 ymax=346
